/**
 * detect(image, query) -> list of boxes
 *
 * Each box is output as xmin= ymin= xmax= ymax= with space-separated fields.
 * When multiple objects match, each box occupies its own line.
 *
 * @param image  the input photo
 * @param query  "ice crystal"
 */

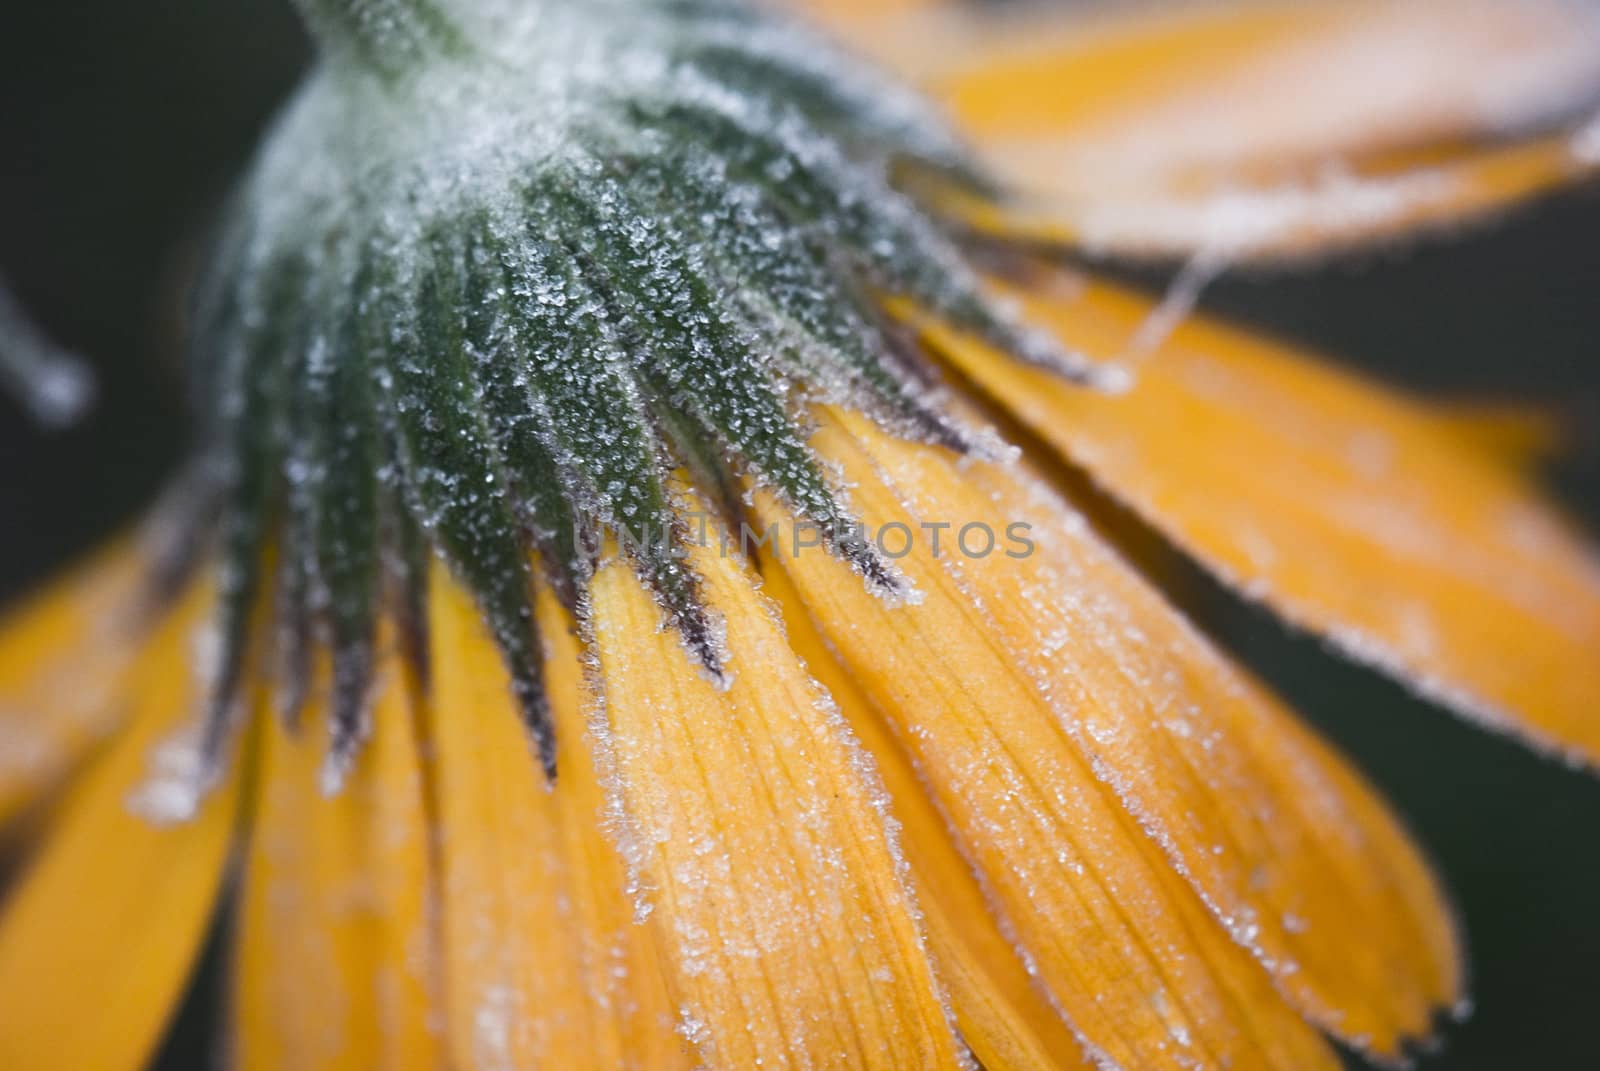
xmin=177 ymin=0 xmax=1090 ymax=780
xmin=0 ymin=273 xmax=96 ymax=427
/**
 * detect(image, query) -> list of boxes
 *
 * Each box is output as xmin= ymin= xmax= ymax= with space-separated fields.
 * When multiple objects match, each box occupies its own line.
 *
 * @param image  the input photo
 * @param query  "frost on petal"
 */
xmin=423 ymin=566 xmax=688 ymax=1071
xmin=833 ymin=410 xmax=1462 ymax=1058
xmin=763 ymin=411 xmax=1345 ymax=1071
xmin=759 ymin=555 xmax=1098 ymax=1071
xmin=231 ymin=636 xmax=443 ymax=1071
xmin=588 ymin=532 xmax=965 ymax=1070
xmin=0 ymin=589 xmax=241 ymax=1071
xmin=930 ymin=276 xmax=1600 ymax=770
xmin=918 ymin=0 xmax=1600 ymax=258
xmin=0 ymin=536 xmax=190 ymax=827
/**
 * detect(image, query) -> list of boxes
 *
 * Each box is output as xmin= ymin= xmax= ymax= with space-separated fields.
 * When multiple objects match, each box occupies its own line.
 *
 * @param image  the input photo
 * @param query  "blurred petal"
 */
xmin=0 ymin=577 xmax=241 ymax=1071
xmin=964 ymin=131 xmax=1600 ymax=260
xmin=425 ymin=567 xmax=688 ymax=1070
xmin=1430 ymin=399 xmax=1570 ymax=469
xmin=0 ymin=539 xmax=152 ymax=827
xmin=907 ymin=0 xmax=1600 ymax=258
xmin=762 ymin=414 xmax=1344 ymax=1071
xmin=800 ymin=0 xmax=939 ymax=28
xmin=929 ymin=275 xmax=1600 ymax=768
xmin=232 ymin=641 xmax=444 ymax=1071
xmin=760 ymin=555 xmax=1095 ymax=1071
xmin=589 ymin=532 xmax=965 ymax=1070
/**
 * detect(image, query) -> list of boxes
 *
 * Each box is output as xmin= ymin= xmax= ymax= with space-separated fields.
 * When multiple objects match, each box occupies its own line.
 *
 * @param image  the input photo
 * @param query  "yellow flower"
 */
xmin=2 ymin=2 xmax=1598 ymax=1070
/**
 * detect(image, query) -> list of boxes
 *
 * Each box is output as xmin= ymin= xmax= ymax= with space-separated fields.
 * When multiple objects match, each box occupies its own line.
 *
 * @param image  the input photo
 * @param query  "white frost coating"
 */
xmin=1118 ymin=248 xmax=1229 ymax=373
xmin=125 ymin=726 xmax=210 ymax=825
xmin=583 ymin=544 xmax=973 ymax=1067
xmin=760 ymin=586 xmax=976 ymax=1071
xmin=0 ymin=273 xmax=96 ymax=427
xmin=857 ymin=429 xmax=1473 ymax=1053
xmin=189 ymin=614 xmax=227 ymax=696
xmin=1320 ymin=617 xmax=1595 ymax=774
xmin=0 ymin=518 xmax=172 ymax=800
xmin=800 ymin=573 xmax=1125 ymax=1071
xmin=1052 ymin=345 xmax=1600 ymax=781
xmin=1001 ymin=0 xmax=1600 ymax=188
xmin=1167 ymin=346 xmax=1600 ymax=631
xmin=1574 ymin=111 xmax=1600 ymax=163
xmin=244 ymin=7 xmax=693 ymax=279
xmin=0 ymin=715 xmax=53 ymax=779
xmin=206 ymin=0 xmax=1034 ymax=721
xmin=472 ymin=983 xmax=520 ymax=1071
xmin=1143 ymin=455 xmax=1589 ymax=773
xmin=125 ymin=619 xmax=229 ymax=825
xmin=845 ymin=443 xmax=1229 ymax=1062
xmin=1071 ymin=165 xmax=1459 ymax=259
xmin=575 ymin=624 xmax=661 ymax=930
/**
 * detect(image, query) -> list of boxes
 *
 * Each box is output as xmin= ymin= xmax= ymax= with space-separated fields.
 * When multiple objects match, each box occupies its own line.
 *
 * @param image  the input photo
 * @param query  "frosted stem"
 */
xmin=290 ymin=0 xmax=467 ymax=79
xmin=0 ymin=275 xmax=94 ymax=427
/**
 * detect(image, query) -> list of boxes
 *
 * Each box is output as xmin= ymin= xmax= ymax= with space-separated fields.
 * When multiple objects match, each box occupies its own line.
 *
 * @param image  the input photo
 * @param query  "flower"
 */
xmin=1 ymin=1 xmax=1598 ymax=1069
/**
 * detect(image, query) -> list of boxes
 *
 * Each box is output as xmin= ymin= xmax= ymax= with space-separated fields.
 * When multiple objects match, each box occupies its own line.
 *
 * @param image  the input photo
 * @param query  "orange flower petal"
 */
xmin=1429 ymin=399 xmax=1570 ymax=470
xmin=934 ymin=0 xmax=1600 ymax=168
xmin=761 ymin=555 xmax=1095 ymax=1071
xmin=231 ymin=643 xmax=444 ymax=1071
xmin=535 ymin=586 xmax=695 ymax=1071
xmin=425 ymin=565 xmax=689 ymax=1071
xmin=929 ymin=275 xmax=1600 ymax=768
xmin=0 ymin=538 xmax=153 ymax=827
xmin=588 ymin=532 xmax=965 ymax=1070
xmin=962 ymin=131 xmax=1600 ymax=260
xmin=762 ymin=414 xmax=1343 ymax=1071
xmin=848 ymin=409 xmax=1462 ymax=1052
xmin=0 ymin=577 xmax=242 ymax=1071
xmin=917 ymin=0 xmax=1600 ymax=258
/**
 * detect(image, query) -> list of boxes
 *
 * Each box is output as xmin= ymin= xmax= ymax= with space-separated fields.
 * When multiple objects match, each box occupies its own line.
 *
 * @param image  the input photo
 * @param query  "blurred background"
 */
xmin=1 ymin=1 xmax=1597 ymax=1068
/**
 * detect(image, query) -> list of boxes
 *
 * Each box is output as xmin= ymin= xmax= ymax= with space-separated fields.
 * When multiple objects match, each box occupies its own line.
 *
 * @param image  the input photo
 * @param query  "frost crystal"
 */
xmin=0 ymin=273 xmax=96 ymax=428
xmin=176 ymin=0 xmax=1088 ymax=780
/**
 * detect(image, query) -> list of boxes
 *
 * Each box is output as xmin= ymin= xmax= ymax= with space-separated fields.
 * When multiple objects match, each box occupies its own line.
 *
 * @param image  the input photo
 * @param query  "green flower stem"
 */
xmin=289 ymin=0 xmax=467 ymax=79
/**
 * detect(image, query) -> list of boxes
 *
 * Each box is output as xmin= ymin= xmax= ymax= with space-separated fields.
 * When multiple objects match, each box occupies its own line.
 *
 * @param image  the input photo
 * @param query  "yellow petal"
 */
xmin=929 ymin=275 xmax=1600 ymax=768
xmin=936 ymin=0 xmax=1598 ymax=165
xmin=919 ymin=0 xmax=1600 ymax=258
xmin=231 ymin=641 xmax=444 ymax=1071
xmin=535 ymin=582 xmax=693 ymax=1071
xmin=589 ymin=531 xmax=965 ymax=1070
xmin=760 ymin=554 xmax=1095 ymax=1071
xmin=763 ymin=413 xmax=1343 ymax=1071
xmin=425 ymin=564 xmax=689 ymax=1071
xmin=850 ymin=409 xmax=1462 ymax=1052
xmin=1429 ymin=399 xmax=1569 ymax=470
xmin=965 ymin=131 xmax=1600 ymax=260
xmin=0 ymin=538 xmax=152 ymax=827
xmin=0 ymin=577 xmax=242 ymax=1071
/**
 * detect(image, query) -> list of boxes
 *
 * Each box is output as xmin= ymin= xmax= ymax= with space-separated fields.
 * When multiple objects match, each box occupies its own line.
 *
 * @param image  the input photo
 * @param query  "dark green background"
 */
xmin=0 ymin=2 xmax=1596 ymax=1068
